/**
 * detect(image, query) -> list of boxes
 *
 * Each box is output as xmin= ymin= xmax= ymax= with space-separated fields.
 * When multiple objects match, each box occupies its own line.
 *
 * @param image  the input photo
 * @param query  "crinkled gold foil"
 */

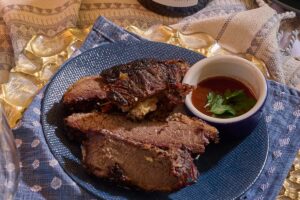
xmin=0 ymin=24 xmax=297 ymax=199
xmin=128 ymin=25 xmax=271 ymax=79
xmin=277 ymin=150 xmax=300 ymax=200
xmin=0 ymin=27 xmax=90 ymax=127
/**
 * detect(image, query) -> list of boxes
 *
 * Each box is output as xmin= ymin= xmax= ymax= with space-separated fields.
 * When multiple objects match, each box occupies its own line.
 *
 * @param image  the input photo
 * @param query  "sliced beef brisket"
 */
xmin=65 ymin=112 xmax=218 ymax=154
xmin=82 ymin=132 xmax=198 ymax=192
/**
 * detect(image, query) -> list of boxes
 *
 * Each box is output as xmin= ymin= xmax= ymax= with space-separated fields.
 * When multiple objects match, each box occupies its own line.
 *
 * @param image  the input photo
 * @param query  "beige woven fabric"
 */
xmin=1 ymin=0 xmax=300 ymax=87
xmin=0 ymin=0 xmax=181 ymax=57
xmin=1 ymin=0 xmax=298 ymax=88
xmin=0 ymin=0 xmax=82 ymax=58
xmin=0 ymin=0 xmax=181 ymax=82
xmin=0 ymin=17 xmax=14 ymax=83
xmin=78 ymin=0 xmax=180 ymax=28
xmin=172 ymin=0 xmax=300 ymax=88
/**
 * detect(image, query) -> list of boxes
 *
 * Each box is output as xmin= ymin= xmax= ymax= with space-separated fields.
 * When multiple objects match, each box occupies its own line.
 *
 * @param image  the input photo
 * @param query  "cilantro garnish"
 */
xmin=205 ymin=90 xmax=256 ymax=117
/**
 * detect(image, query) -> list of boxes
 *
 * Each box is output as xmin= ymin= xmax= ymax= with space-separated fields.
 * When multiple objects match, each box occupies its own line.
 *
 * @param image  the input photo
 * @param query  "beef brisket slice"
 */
xmin=62 ymin=76 xmax=107 ymax=113
xmin=82 ymin=133 xmax=198 ymax=192
xmin=65 ymin=112 xmax=218 ymax=154
xmin=100 ymin=59 xmax=192 ymax=112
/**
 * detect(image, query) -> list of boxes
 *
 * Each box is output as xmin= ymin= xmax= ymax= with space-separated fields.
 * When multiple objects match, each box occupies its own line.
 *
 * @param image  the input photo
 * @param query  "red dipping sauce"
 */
xmin=191 ymin=76 xmax=256 ymax=117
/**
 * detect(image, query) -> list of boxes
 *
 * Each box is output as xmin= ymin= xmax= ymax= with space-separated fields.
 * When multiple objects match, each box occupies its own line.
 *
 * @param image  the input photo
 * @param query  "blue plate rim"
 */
xmin=232 ymin=128 xmax=269 ymax=199
xmin=41 ymin=40 xmax=270 ymax=200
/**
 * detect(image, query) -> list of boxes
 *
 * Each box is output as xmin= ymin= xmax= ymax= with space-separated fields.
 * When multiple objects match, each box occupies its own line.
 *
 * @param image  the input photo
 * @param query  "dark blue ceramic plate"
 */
xmin=41 ymin=41 xmax=269 ymax=200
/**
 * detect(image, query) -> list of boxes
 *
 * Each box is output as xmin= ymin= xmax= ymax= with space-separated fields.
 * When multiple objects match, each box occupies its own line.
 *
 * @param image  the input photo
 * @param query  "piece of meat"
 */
xmin=82 ymin=132 xmax=199 ymax=192
xmin=62 ymin=76 xmax=108 ymax=113
xmin=65 ymin=112 xmax=218 ymax=154
xmin=62 ymin=59 xmax=193 ymax=119
xmin=101 ymin=59 xmax=193 ymax=112
xmin=61 ymin=58 xmax=219 ymax=192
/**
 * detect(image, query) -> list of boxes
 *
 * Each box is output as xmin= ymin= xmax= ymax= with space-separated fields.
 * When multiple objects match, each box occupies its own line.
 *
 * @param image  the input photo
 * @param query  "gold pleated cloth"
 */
xmin=0 ymin=25 xmax=298 ymax=199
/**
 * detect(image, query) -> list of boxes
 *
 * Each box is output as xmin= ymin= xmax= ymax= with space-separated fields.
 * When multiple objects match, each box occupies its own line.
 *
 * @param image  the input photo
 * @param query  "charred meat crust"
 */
xmin=101 ymin=59 xmax=192 ymax=112
xmin=82 ymin=133 xmax=199 ymax=192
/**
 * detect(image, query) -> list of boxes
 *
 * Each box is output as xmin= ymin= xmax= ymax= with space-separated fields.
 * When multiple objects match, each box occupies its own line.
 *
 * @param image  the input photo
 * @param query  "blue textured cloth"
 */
xmin=13 ymin=16 xmax=300 ymax=200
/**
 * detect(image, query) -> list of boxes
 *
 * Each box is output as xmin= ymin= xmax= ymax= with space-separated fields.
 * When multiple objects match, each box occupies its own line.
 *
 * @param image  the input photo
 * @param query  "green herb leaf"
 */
xmin=224 ymin=89 xmax=244 ymax=100
xmin=205 ymin=92 xmax=221 ymax=108
xmin=205 ymin=90 xmax=256 ymax=117
xmin=211 ymin=104 xmax=236 ymax=115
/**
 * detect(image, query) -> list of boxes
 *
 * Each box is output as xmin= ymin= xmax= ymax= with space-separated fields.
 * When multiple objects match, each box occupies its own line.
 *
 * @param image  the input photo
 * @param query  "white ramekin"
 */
xmin=183 ymin=55 xmax=268 ymax=137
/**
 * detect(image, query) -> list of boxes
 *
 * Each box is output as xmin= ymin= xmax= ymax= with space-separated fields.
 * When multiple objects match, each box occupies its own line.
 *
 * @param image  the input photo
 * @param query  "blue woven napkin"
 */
xmin=13 ymin=16 xmax=300 ymax=200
